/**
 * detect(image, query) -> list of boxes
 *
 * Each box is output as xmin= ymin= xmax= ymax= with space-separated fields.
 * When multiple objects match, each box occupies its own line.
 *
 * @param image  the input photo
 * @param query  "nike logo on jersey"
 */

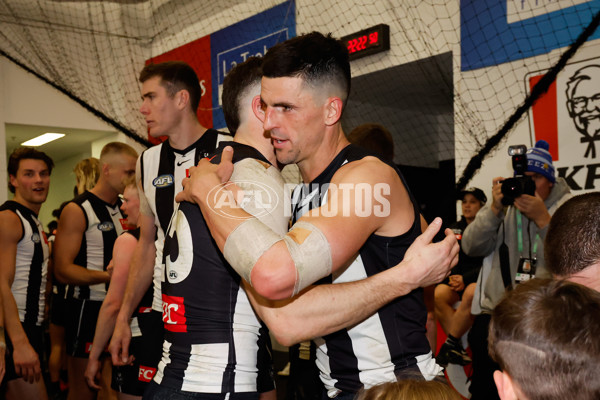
xmin=176 ymin=159 xmax=190 ymax=166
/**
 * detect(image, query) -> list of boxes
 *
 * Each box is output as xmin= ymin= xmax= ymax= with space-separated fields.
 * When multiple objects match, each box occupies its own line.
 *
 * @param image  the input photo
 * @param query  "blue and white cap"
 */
xmin=526 ymin=140 xmax=555 ymax=183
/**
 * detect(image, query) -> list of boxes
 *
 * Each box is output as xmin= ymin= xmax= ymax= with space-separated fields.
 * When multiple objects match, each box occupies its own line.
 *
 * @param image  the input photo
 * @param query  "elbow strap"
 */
xmin=223 ymin=219 xmax=333 ymax=296
xmin=223 ymin=218 xmax=281 ymax=285
xmin=283 ymin=221 xmax=333 ymax=296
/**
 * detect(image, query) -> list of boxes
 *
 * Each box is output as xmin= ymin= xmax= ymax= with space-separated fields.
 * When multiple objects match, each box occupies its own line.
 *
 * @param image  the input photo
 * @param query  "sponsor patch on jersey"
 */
xmin=138 ymin=365 xmax=156 ymax=382
xmin=97 ymin=221 xmax=115 ymax=231
xmin=31 ymin=232 xmax=41 ymax=243
xmin=162 ymin=294 xmax=187 ymax=332
xmin=153 ymin=174 xmax=174 ymax=188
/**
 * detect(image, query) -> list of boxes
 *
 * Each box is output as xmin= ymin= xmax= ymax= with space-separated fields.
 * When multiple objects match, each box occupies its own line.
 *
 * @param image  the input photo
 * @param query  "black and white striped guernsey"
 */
xmin=155 ymin=142 xmax=285 ymax=393
xmin=290 ymin=144 xmax=442 ymax=397
xmin=66 ymin=191 xmax=125 ymax=301
xmin=138 ymin=129 xmax=231 ymax=312
xmin=0 ymin=201 xmax=49 ymax=327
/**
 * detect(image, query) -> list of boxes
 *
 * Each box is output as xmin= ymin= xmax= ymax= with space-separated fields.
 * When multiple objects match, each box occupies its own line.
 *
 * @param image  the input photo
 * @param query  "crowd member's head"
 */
xmin=73 ymin=157 xmax=100 ymax=196
xmin=222 ymin=56 xmax=263 ymax=135
xmin=545 ymin=192 xmax=600 ymax=291
xmin=355 ymin=380 xmax=462 ymax=400
xmin=524 ymin=140 xmax=555 ymax=200
xmin=120 ymin=176 xmax=140 ymax=229
xmin=97 ymin=142 xmax=138 ymax=195
xmin=8 ymin=146 xmax=54 ymax=194
xmin=489 ymin=278 xmax=600 ymax=400
xmin=458 ymin=187 xmax=486 ymax=224
xmin=260 ymin=32 xmax=350 ymax=167
xmin=347 ymin=123 xmax=395 ymax=163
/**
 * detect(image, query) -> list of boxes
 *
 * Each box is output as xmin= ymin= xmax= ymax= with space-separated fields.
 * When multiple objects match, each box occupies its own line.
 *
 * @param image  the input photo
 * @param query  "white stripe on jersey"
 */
xmin=75 ymin=199 xmax=124 ymax=301
xmin=11 ymin=209 xmax=48 ymax=326
xmin=153 ymin=340 xmax=171 ymax=385
xmin=180 ymin=342 xmax=230 ymax=392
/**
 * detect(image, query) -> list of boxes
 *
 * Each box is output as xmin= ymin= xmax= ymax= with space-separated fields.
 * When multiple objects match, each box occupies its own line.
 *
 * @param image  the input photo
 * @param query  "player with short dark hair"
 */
xmin=0 ymin=147 xmax=54 ymax=399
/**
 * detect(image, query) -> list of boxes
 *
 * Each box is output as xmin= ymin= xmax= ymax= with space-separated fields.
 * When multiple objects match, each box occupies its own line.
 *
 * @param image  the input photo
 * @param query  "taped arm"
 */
xmin=201 ymin=158 xmax=397 ymax=299
xmin=246 ymin=218 xmax=458 ymax=345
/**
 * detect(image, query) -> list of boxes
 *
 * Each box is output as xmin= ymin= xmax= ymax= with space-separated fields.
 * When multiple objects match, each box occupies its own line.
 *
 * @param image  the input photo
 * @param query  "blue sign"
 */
xmin=210 ymin=1 xmax=296 ymax=130
xmin=461 ymin=0 xmax=600 ymax=71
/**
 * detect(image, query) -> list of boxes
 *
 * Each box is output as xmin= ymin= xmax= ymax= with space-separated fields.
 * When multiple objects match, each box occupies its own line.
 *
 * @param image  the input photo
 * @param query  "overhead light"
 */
xmin=21 ymin=132 xmax=65 ymax=147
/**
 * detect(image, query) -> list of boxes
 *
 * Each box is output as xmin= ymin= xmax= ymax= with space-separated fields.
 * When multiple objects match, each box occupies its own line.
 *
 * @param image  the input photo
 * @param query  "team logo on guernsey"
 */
xmin=97 ymin=221 xmax=115 ymax=231
xmin=153 ymin=174 xmax=174 ymax=188
xmin=138 ymin=366 xmax=156 ymax=382
xmin=162 ymin=294 xmax=187 ymax=332
xmin=31 ymin=232 xmax=41 ymax=243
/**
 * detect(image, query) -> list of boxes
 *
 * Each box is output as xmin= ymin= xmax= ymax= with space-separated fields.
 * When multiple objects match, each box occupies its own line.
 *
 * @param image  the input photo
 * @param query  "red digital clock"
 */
xmin=341 ymin=24 xmax=390 ymax=61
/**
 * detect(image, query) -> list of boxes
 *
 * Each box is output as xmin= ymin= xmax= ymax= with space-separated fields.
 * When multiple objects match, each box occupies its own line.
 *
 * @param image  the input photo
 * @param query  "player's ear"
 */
xmin=9 ymin=174 xmax=17 ymax=190
xmin=175 ymin=89 xmax=190 ymax=111
xmin=324 ymin=96 xmax=343 ymax=126
xmin=493 ymin=370 xmax=519 ymax=400
xmin=252 ymin=95 xmax=265 ymax=123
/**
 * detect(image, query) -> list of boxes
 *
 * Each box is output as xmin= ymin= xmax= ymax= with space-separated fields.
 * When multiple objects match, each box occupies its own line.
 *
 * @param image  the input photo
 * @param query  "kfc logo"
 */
xmin=527 ymin=58 xmax=600 ymax=192
xmin=162 ymin=294 xmax=187 ymax=332
xmin=566 ymin=65 xmax=600 ymax=158
xmin=138 ymin=366 xmax=157 ymax=382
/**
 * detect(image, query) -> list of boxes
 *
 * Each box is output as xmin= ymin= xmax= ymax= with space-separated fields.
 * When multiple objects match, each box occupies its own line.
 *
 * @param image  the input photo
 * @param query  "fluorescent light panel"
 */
xmin=21 ymin=132 xmax=65 ymax=146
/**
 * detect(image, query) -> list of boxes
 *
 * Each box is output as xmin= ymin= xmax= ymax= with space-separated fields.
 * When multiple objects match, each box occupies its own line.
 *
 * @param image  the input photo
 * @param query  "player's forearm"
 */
xmin=54 ymin=263 xmax=109 ymax=285
xmin=0 ymin=287 xmax=29 ymax=345
xmin=117 ymin=244 xmax=154 ymax=321
xmin=90 ymin=299 xmax=120 ymax=360
xmin=250 ymin=268 xmax=412 ymax=346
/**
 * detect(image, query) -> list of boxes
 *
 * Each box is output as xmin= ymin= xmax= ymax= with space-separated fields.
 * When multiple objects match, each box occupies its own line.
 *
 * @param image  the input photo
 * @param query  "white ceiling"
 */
xmin=5 ymin=123 xmax=115 ymax=163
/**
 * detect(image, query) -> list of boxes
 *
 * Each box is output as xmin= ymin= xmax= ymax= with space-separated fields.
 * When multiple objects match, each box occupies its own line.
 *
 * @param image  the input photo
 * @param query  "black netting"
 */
xmin=1 ymin=0 xmax=598 ymax=187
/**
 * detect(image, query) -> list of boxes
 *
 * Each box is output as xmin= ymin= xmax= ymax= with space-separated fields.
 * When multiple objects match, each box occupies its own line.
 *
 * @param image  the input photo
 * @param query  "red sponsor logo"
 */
xmin=119 ymin=218 xmax=133 ymax=230
xmin=138 ymin=365 xmax=156 ymax=382
xmin=85 ymin=342 xmax=93 ymax=354
xmin=186 ymin=168 xmax=190 ymax=178
xmin=138 ymin=306 xmax=153 ymax=314
xmin=162 ymin=294 xmax=187 ymax=332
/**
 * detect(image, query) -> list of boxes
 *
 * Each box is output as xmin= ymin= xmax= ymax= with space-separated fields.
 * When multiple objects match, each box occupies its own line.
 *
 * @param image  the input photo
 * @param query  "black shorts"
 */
xmin=142 ymin=381 xmax=259 ymax=400
xmin=64 ymin=298 xmax=102 ymax=358
xmin=49 ymin=285 xmax=67 ymax=327
xmin=4 ymin=324 xmax=44 ymax=382
xmin=111 ymin=310 xmax=163 ymax=396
